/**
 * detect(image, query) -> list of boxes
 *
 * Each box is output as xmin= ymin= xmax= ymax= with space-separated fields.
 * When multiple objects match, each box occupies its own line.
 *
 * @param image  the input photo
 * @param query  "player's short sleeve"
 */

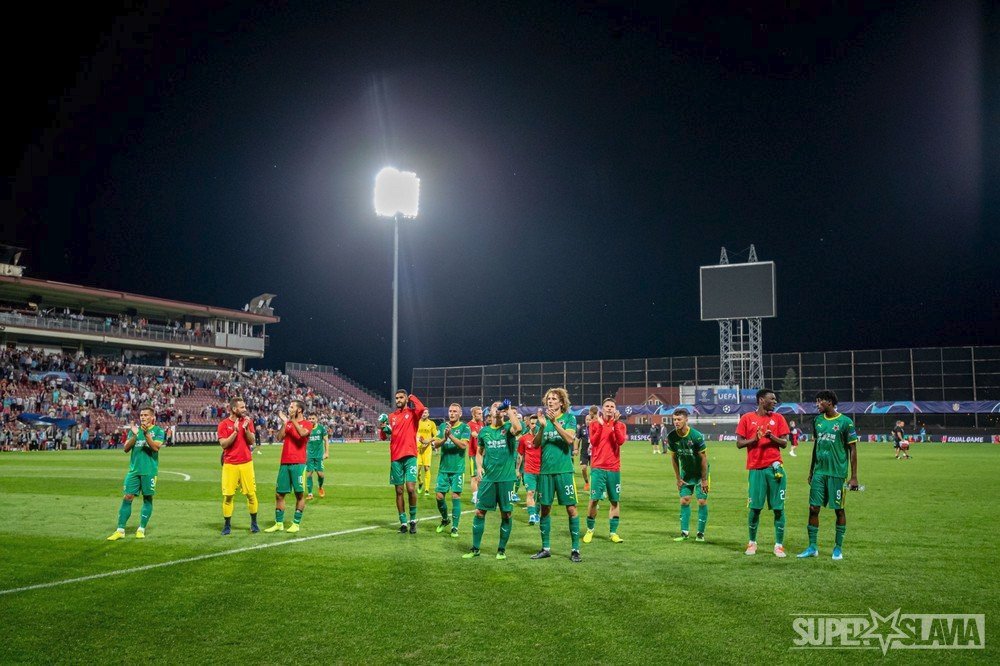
xmin=561 ymin=414 xmax=577 ymax=431
xmin=844 ymin=418 xmax=859 ymax=444
xmin=247 ymin=421 xmax=256 ymax=434
xmin=457 ymin=423 xmax=471 ymax=440
xmin=217 ymin=420 xmax=232 ymax=439
xmin=735 ymin=415 xmax=752 ymax=439
xmin=772 ymin=414 xmax=790 ymax=437
xmin=150 ymin=426 xmax=165 ymax=443
xmin=691 ymin=431 xmax=706 ymax=452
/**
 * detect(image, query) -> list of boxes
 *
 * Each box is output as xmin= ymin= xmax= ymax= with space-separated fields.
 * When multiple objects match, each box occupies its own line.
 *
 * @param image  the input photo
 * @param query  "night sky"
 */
xmin=6 ymin=1 xmax=998 ymax=395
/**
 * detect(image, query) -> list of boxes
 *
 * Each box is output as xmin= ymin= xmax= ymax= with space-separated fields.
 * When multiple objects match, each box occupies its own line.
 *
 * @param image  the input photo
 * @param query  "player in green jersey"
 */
xmin=666 ymin=409 xmax=710 ymax=542
xmin=530 ymin=387 xmax=582 ymax=563
xmin=107 ymin=405 xmax=164 ymax=540
xmin=463 ymin=401 xmax=522 ymax=559
xmin=798 ymin=390 xmax=859 ymax=561
xmin=432 ymin=403 xmax=471 ymax=537
xmin=305 ymin=413 xmax=329 ymax=500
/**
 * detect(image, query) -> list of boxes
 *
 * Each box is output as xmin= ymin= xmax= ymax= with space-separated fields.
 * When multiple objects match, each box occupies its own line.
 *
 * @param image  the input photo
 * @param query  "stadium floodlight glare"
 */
xmin=374 ymin=166 xmax=420 ymax=396
xmin=374 ymin=167 xmax=420 ymax=218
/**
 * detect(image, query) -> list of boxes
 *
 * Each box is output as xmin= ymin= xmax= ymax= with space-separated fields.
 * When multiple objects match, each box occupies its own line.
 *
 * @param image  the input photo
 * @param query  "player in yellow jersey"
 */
xmin=416 ymin=410 xmax=437 ymax=497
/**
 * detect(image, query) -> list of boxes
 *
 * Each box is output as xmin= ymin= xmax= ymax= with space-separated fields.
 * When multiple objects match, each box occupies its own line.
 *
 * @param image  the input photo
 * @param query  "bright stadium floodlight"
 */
xmin=374 ymin=167 xmax=420 ymax=218
xmin=374 ymin=167 xmax=420 ymax=395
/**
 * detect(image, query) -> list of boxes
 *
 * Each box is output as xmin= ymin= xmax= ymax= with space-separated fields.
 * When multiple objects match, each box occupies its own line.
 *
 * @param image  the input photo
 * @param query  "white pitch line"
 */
xmin=0 ymin=511 xmax=475 ymax=597
xmin=159 ymin=470 xmax=191 ymax=481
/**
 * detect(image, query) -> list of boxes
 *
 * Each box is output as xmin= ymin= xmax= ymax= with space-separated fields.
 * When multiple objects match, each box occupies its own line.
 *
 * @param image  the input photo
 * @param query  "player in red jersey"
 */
xmin=380 ymin=389 xmax=426 ymax=533
xmin=217 ymin=397 xmax=259 ymax=535
xmin=467 ymin=406 xmax=485 ymax=504
xmin=264 ymin=399 xmax=313 ymax=533
xmin=583 ymin=399 xmax=627 ymax=544
xmin=788 ymin=419 xmax=800 ymax=457
xmin=736 ymin=389 xmax=790 ymax=557
xmin=516 ymin=414 xmax=541 ymax=525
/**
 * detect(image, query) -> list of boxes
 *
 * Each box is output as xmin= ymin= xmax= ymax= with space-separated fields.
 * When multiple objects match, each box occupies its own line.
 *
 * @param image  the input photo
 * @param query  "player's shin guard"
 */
xmin=317 ymin=474 xmax=324 ymax=488
xmin=610 ymin=516 xmax=620 ymax=534
xmin=748 ymin=509 xmax=761 ymax=542
xmin=697 ymin=505 xmax=707 ymax=533
xmin=540 ymin=514 xmax=552 ymax=549
xmin=222 ymin=496 xmax=235 ymax=518
xmin=808 ymin=524 xmax=819 ymax=548
xmin=472 ymin=514 xmax=485 ymax=550
xmin=569 ymin=515 xmax=581 ymax=551
xmin=293 ymin=509 xmax=303 ymax=525
xmin=451 ymin=499 xmax=461 ymax=530
xmin=307 ymin=475 xmax=314 ymax=493
xmin=276 ymin=509 xmax=285 ymax=524
xmin=835 ymin=524 xmax=846 ymax=548
xmin=773 ymin=510 xmax=785 ymax=544
xmin=499 ymin=515 xmax=512 ymax=551
xmin=409 ymin=506 xmax=417 ymax=522
xmin=437 ymin=497 xmax=448 ymax=520
xmin=586 ymin=516 xmax=596 ymax=531
xmin=680 ymin=504 xmax=692 ymax=533
xmin=117 ymin=499 xmax=133 ymax=529
xmin=139 ymin=497 xmax=153 ymax=529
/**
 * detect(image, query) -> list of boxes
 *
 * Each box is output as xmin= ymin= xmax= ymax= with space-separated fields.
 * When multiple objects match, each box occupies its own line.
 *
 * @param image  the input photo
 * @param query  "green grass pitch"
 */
xmin=1 ymin=441 xmax=997 ymax=664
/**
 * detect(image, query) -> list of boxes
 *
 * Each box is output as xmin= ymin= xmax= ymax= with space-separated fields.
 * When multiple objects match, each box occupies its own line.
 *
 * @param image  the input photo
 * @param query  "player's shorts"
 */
xmin=590 ymin=468 xmax=621 ymax=502
xmin=123 ymin=471 xmax=156 ymax=496
xmin=389 ymin=456 xmax=418 ymax=486
xmin=417 ymin=448 xmax=433 ymax=467
xmin=468 ymin=456 xmax=480 ymax=480
xmin=579 ymin=442 xmax=591 ymax=466
xmin=222 ymin=461 xmax=256 ymax=496
xmin=476 ymin=479 xmax=515 ymax=512
xmin=537 ymin=472 xmax=577 ymax=506
xmin=276 ymin=463 xmax=306 ymax=494
xmin=809 ymin=474 xmax=846 ymax=509
xmin=747 ymin=465 xmax=787 ymax=511
xmin=435 ymin=471 xmax=464 ymax=495
xmin=679 ymin=475 xmax=710 ymax=501
xmin=650 ymin=439 xmax=660 ymax=447
xmin=306 ymin=457 xmax=325 ymax=473
xmin=523 ymin=472 xmax=539 ymax=492
xmin=893 ymin=440 xmax=901 ymax=449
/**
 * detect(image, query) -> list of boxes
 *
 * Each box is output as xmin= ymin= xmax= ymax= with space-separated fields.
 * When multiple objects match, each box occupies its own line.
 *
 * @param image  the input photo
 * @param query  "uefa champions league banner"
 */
xmin=427 ymin=401 xmax=1000 ymax=419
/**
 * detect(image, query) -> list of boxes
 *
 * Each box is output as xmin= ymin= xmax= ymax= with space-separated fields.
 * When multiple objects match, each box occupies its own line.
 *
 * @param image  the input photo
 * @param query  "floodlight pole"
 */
xmin=392 ymin=213 xmax=399 ymax=394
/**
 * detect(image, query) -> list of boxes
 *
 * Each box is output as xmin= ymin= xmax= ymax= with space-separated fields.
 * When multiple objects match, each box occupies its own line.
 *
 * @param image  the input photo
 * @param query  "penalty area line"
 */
xmin=0 ymin=511 xmax=475 ymax=597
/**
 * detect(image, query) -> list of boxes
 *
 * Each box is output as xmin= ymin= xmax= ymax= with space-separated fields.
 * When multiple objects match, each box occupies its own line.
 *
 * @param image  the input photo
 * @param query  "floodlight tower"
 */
xmin=374 ymin=167 xmax=420 ymax=396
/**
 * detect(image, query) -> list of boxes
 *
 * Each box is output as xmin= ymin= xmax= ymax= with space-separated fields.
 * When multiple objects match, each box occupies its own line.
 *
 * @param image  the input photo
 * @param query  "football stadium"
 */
xmin=5 ymin=2 xmax=998 ymax=664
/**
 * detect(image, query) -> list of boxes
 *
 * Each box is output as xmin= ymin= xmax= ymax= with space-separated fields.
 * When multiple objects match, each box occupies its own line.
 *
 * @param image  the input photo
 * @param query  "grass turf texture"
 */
xmin=0 ymin=441 xmax=997 ymax=664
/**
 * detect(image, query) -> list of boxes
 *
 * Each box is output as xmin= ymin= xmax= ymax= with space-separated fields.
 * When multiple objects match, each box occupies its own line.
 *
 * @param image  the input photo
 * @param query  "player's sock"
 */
xmin=680 ymin=504 xmax=691 ymax=533
xmin=499 ymin=515 xmax=512 ymax=551
xmin=540 ymin=514 xmax=552 ymax=549
xmin=610 ymin=516 xmax=620 ymax=534
xmin=472 ymin=514 xmax=485 ymax=550
xmin=276 ymin=509 xmax=285 ymax=524
xmin=223 ymin=496 xmax=234 ymax=518
xmin=293 ymin=509 xmax=303 ymax=525
xmin=409 ymin=506 xmax=418 ymax=522
xmin=437 ymin=497 xmax=448 ymax=520
xmin=586 ymin=516 xmax=596 ymax=531
xmin=773 ymin=510 xmax=785 ymax=545
xmin=748 ymin=509 xmax=760 ymax=542
xmin=569 ymin=515 xmax=581 ymax=551
xmin=835 ymin=524 xmax=846 ymax=548
xmin=307 ymin=476 xmax=314 ymax=493
xmin=117 ymin=499 xmax=133 ymax=529
xmin=398 ymin=512 xmax=406 ymax=525
xmin=224 ymin=516 xmax=231 ymax=528
xmin=451 ymin=499 xmax=462 ymax=530
xmin=808 ymin=524 xmax=819 ymax=549
xmin=318 ymin=475 xmax=324 ymax=488
xmin=139 ymin=497 xmax=153 ymax=529
xmin=249 ymin=512 xmax=258 ymax=526
xmin=528 ymin=505 xmax=537 ymax=520
xmin=424 ymin=469 xmax=432 ymax=492
xmin=697 ymin=505 xmax=708 ymax=533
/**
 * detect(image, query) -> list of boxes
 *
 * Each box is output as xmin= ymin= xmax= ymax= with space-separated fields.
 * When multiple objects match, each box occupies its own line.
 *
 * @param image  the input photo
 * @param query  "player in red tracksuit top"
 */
xmin=583 ymin=398 xmax=628 ymax=543
xmin=380 ymin=390 xmax=426 ymax=533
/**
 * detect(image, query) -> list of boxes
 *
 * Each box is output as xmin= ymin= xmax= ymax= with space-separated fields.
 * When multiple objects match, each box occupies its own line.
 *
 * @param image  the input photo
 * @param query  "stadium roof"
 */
xmin=0 ymin=275 xmax=278 ymax=324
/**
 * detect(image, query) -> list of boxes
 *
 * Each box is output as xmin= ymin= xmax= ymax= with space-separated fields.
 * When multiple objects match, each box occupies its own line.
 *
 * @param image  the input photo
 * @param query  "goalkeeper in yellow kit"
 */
xmin=416 ymin=411 xmax=437 ymax=496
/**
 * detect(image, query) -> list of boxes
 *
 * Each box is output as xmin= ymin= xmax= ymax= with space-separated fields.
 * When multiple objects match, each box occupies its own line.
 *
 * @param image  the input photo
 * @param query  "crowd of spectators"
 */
xmin=0 ymin=348 xmax=374 ymax=451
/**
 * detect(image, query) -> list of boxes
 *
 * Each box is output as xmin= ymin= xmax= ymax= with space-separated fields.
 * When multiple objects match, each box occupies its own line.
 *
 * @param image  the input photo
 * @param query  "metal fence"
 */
xmin=412 ymin=346 xmax=1000 ymax=428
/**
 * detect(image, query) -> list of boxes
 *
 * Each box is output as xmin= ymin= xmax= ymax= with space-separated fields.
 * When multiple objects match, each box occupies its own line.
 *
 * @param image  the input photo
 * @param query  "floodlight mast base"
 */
xmin=392 ymin=213 xmax=399 ymax=396
xmin=717 ymin=245 xmax=764 ymax=391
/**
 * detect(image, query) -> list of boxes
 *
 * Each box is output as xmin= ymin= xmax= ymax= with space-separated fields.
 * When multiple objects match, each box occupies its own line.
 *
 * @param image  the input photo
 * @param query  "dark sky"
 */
xmin=6 ymin=1 xmax=998 ymax=395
